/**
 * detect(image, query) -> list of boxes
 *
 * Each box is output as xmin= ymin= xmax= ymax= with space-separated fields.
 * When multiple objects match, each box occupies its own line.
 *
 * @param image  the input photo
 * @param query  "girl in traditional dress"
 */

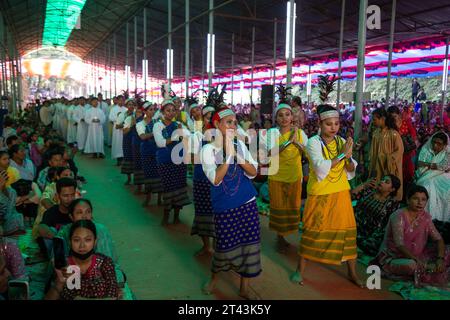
xmin=153 ymin=99 xmax=191 ymax=226
xmin=201 ymin=103 xmax=261 ymax=300
xmin=267 ymin=86 xmax=308 ymax=251
xmin=368 ymin=108 xmax=404 ymax=201
xmin=387 ymin=106 xmax=417 ymax=195
xmin=291 ymin=104 xmax=363 ymax=287
xmin=189 ymin=93 xmax=216 ymax=256
xmin=137 ymin=102 xmax=163 ymax=207
xmin=415 ymin=131 xmax=449 ymax=222
xmin=118 ymin=100 xmax=136 ymax=185
xmin=131 ymin=107 xmax=146 ymax=193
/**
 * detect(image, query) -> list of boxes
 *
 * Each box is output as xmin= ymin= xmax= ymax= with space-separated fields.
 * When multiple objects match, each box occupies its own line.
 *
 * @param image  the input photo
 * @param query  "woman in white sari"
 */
xmin=415 ymin=131 xmax=450 ymax=222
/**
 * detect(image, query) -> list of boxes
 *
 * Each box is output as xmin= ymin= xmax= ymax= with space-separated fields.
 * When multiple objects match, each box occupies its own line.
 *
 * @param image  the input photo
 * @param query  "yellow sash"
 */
xmin=307 ymin=137 xmax=350 ymax=195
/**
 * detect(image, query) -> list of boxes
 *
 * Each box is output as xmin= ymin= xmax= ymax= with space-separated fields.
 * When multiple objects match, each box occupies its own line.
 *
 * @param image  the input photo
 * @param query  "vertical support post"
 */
xmin=441 ymin=37 xmax=449 ymax=124
xmin=15 ymin=48 xmax=22 ymax=110
xmin=394 ymin=78 xmax=397 ymax=101
xmin=126 ymin=22 xmax=129 ymax=92
xmin=167 ymin=0 xmax=173 ymax=90
xmin=385 ymin=0 xmax=397 ymax=107
xmin=207 ymin=0 xmax=214 ymax=89
xmin=250 ymin=26 xmax=255 ymax=104
xmin=354 ymin=0 xmax=368 ymax=142
xmin=201 ymin=46 xmax=205 ymax=90
xmin=231 ymin=33 xmax=235 ymax=105
xmin=7 ymin=31 xmax=17 ymax=115
xmin=336 ymin=0 xmax=346 ymax=107
xmin=143 ymin=7 xmax=147 ymax=100
xmin=109 ymin=40 xmax=112 ymax=99
xmin=285 ymin=0 xmax=295 ymax=87
xmin=185 ymin=0 xmax=190 ymax=97
xmin=0 ymin=16 xmax=4 ymax=95
xmin=94 ymin=52 xmax=97 ymax=94
xmin=273 ymin=18 xmax=278 ymax=89
xmin=114 ymin=34 xmax=117 ymax=96
xmin=134 ymin=15 xmax=138 ymax=95
xmin=307 ymin=64 xmax=312 ymax=107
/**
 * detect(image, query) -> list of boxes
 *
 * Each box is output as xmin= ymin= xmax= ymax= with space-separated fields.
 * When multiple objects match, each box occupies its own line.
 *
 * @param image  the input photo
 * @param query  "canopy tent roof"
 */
xmin=1 ymin=0 xmax=450 ymax=80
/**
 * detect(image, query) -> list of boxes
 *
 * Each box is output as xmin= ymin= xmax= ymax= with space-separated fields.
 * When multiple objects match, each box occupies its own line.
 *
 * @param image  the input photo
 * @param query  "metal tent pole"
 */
xmin=207 ymin=0 xmax=214 ymax=89
xmin=143 ymin=8 xmax=147 ymax=100
xmin=336 ymin=0 xmax=346 ymax=107
xmin=354 ymin=0 xmax=368 ymax=142
xmin=273 ymin=18 xmax=278 ymax=90
xmin=250 ymin=26 xmax=255 ymax=104
xmin=385 ymin=0 xmax=397 ymax=107
xmin=441 ymin=37 xmax=449 ymax=124
xmin=286 ymin=0 xmax=295 ymax=87
xmin=231 ymin=33 xmax=235 ymax=105
xmin=134 ymin=15 xmax=138 ymax=95
xmin=185 ymin=0 xmax=190 ymax=97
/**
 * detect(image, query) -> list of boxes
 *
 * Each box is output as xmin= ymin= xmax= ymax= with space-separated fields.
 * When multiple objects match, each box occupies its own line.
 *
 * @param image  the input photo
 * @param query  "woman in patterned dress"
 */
xmin=190 ymin=100 xmax=216 ymax=256
xmin=153 ymin=99 xmax=191 ymax=226
xmin=46 ymin=220 xmax=118 ymax=300
xmin=131 ymin=107 xmax=146 ymax=193
xmin=201 ymin=106 xmax=261 ymax=300
xmin=118 ymin=100 xmax=136 ymax=185
xmin=137 ymin=102 xmax=163 ymax=207
xmin=352 ymin=175 xmax=401 ymax=256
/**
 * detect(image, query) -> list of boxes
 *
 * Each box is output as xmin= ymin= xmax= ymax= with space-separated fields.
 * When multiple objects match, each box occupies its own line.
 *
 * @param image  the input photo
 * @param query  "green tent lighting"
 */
xmin=42 ymin=0 xmax=87 ymax=47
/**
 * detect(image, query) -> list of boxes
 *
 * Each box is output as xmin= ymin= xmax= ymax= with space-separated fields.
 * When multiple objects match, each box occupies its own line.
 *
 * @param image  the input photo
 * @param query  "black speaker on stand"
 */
xmin=260 ymin=85 xmax=274 ymax=115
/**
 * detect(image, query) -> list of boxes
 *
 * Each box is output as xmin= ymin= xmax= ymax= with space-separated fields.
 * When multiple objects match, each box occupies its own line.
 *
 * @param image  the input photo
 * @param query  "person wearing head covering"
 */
xmin=153 ymin=99 xmax=191 ymax=226
xmin=189 ymin=92 xmax=216 ymax=256
xmin=201 ymin=101 xmax=261 ymax=300
xmin=368 ymin=108 xmax=404 ymax=201
xmin=291 ymin=102 xmax=363 ymax=288
xmin=415 ymin=131 xmax=450 ymax=222
xmin=118 ymin=99 xmax=136 ymax=185
xmin=137 ymin=102 xmax=163 ymax=207
xmin=130 ymin=106 xmax=146 ymax=192
xmin=267 ymin=87 xmax=308 ymax=251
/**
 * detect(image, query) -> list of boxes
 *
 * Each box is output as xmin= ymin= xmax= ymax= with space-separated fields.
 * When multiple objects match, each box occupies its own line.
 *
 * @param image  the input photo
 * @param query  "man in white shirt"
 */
xmin=66 ymin=98 xmax=78 ymax=144
xmin=84 ymin=97 xmax=106 ymax=158
xmin=9 ymin=144 xmax=36 ymax=181
xmin=98 ymin=93 xmax=111 ymax=147
xmin=39 ymin=101 xmax=53 ymax=127
xmin=73 ymin=97 xmax=88 ymax=152
xmin=109 ymin=95 xmax=127 ymax=164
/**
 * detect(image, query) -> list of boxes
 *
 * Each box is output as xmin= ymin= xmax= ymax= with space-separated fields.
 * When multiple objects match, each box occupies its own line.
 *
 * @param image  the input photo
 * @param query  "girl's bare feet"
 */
xmin=348 ymin=272 xmax=365 ymax=288
xmin=239 ymin=288 xmax=261 ymax=300
xmin=202 ymin=278 xmax=217 ymax=295
xmin=290 ymin=270 xmax=304 ymax=285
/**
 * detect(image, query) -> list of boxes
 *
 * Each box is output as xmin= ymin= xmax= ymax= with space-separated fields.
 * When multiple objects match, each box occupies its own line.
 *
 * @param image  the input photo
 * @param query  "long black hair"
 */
xmin=372 ymin=108 xmax=397 ymax=130
xmin=69 ymin=219 xmax=97 ymax=240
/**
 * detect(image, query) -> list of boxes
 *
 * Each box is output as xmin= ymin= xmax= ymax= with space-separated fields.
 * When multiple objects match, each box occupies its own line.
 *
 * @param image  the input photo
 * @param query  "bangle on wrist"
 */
xmin=337 ymin=153 xmax=345 ymax=161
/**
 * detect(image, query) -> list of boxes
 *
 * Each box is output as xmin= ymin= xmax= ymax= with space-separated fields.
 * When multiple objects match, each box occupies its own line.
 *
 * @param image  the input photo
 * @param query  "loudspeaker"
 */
xmin=260 ymin=85 xmax=274 ymax=114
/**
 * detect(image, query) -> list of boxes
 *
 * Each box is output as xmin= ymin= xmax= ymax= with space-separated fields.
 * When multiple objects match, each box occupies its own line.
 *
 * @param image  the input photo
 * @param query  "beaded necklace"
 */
xmin=319 ymin=135 xmax=345 ymax=183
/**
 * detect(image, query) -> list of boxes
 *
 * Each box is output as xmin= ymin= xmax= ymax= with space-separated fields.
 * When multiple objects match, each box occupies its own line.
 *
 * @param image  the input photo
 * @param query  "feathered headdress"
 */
xmin=160 ymin=84 xmax=177 ymax=100
xmin=185 ymin=89 xmax=206 ymax=107
xmin=274 ymin=83 xmax=292 ymax=105
xmin=317 ymin=74 xmax=341 ymax=103
xmin=205 ymin=84 xmax=227 ymax=110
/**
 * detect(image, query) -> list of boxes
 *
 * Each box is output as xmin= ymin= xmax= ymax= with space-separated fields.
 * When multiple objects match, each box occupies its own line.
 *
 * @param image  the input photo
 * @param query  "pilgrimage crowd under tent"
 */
xmin=0 ymin=77 xmax=449 ymax=300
